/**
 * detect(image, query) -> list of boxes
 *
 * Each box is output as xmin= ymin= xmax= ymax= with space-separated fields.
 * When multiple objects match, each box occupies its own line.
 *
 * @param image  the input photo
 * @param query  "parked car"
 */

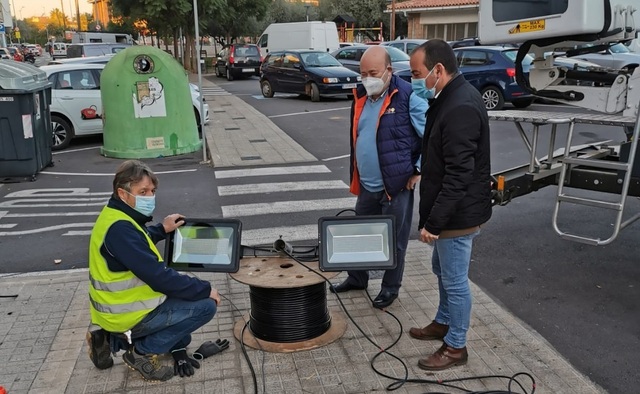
xmin=380 ymin=39 xmax=427 ymax=54
xmin=573 ymin=43 xmax=640 ymax=71
xmin=330 ymin=45 xmax=410 ymax=73
xmin=0 ymin=48 xmax=12 ymax=60
xmin=215 ymin=43 xmax=262 ymax=81
xmin=51 ymin=42 xmax=68 ymax=59
xmin=259 ymin=50 xmax=361 ymax=102
xmin=395 ymin=46 xmax=534 ymax=110
xmin=40 ymin=63 xmax=209 ymax=150
xmin=48 ymin=54 xmax=116 ymax=65
xmin=66 ymin=43 xmax=131 ymax=58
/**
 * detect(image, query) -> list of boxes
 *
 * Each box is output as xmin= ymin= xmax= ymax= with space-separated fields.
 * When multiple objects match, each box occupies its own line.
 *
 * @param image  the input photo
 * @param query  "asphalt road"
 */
xmin=214 ymin=76 xmax=639 ymax=393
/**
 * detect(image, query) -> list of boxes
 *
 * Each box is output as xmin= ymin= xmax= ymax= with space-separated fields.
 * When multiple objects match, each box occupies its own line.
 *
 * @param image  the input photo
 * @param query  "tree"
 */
xmin=110 ymin=0 xmax=227 ymax=71
xmin=205 ymin=0 xmax=270 ymax=45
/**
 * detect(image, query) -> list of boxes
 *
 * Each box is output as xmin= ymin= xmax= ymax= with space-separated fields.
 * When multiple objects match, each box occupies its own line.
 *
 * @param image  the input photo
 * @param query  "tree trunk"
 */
xmin=173 ymin=27 xmax=179 ymax=62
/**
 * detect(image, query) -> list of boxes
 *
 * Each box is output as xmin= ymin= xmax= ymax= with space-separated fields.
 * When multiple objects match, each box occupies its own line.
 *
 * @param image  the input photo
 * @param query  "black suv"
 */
xmin=215 ymin=44 xmax=262 ymax=81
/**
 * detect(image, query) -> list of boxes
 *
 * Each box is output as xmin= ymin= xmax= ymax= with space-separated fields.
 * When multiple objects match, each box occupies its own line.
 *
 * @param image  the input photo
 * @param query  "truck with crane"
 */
xmin=478 ymin=0 xmax=640 ymax=245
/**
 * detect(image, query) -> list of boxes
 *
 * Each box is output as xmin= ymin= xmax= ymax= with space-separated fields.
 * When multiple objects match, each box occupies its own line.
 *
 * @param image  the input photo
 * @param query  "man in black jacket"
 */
xmin=407 ymin=40 xmax=492 ymax=371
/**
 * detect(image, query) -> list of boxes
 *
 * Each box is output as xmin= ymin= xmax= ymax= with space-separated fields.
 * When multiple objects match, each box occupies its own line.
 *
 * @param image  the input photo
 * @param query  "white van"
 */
xmin=257 ymin=21 xmax=340 ymax=54
xmin=52 ymin=43 xmax=68 ymax=59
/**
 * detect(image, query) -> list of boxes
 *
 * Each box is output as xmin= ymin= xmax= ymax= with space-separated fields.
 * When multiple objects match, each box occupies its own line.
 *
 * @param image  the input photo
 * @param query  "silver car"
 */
xmin=574 ymin=43 xmax=640 ymax=71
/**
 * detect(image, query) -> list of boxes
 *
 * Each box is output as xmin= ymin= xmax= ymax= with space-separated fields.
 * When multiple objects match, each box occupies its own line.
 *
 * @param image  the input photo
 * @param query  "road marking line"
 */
xmin=0 ymin=223 xmax=94 ymax=236
xmin=242 ymin=224 xmax=318 ymax=246
xmin=63 ymin=230 xmax=92 ymax=236
xmin=5 ymin=189 xmax=111 ymax=198
xmin=222 ymin=197 xmax=356 ymax=217
xmin=322 ymin=154 xmax=350 ymax=161
xmin=0 ymin=224 xmax=17 ymax=229
xmin=52 ymin=146 xmax=101 ymax=155
xmin=4 ymin=212 xmax=100 ymax=217
xmin=215 ymin=165 xmax=330 ymax=179
xmin=218 ymin=180 xmax=348 ymax=196
xmin=268 ymin=107 xmax=351 ymax=118
xmin=0 ymin=198 xmax=108 ymax=208
xmin=39 ymin=169 xmax=198 ymax=176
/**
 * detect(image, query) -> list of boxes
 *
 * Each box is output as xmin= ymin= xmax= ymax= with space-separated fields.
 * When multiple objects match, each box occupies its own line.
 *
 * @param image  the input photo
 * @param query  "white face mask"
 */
xmin=361 ymin=70 xmax=388 ymax=97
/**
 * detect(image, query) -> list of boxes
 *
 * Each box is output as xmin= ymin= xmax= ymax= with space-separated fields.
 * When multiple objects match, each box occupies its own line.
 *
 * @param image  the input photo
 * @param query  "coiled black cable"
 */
xmin=248 ymin=283 xmax=332 ymax=343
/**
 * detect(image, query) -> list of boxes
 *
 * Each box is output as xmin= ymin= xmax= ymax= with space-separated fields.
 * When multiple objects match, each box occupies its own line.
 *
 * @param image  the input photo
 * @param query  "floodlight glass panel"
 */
xmin=165 ymin=219 xmax=241 ymax=273
xmin=319 ymin=215 xmax=396 ymax=271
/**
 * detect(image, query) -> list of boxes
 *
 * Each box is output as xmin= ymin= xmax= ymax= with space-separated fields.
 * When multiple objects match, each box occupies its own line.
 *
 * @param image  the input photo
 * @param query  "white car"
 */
xmin=40 ymin=63 xmax=209 ymax=150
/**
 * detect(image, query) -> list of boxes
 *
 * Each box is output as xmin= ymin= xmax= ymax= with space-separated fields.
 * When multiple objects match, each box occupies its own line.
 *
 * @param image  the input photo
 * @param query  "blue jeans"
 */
xmin=346 ymin=185 xmax=414 ymax=294
xmin=130 ymin=297 xmax=216 ymax=354
xmin=432 ymin=231 xmax=479 ymax=349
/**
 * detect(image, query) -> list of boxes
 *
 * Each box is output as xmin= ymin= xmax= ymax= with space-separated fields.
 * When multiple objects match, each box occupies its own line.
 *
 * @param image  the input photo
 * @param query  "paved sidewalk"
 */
xmin=0 ymin=77 xmax=606 ymax=393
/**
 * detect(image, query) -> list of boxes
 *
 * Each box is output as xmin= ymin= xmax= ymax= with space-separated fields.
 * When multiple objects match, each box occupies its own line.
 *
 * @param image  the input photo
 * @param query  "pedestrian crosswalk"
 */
xmin=214 ymin=164 xmax=355 ymax=246
xmin=200 ymin=86 xmax=231 ymax=96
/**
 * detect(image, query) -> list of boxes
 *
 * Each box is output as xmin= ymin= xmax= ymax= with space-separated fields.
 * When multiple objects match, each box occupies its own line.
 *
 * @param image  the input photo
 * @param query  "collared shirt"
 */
xmin=356 ymin=90 xmax=427 ymax=192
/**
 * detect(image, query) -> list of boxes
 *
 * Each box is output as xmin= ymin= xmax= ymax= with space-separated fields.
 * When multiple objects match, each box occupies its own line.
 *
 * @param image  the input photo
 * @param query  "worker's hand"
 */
xmin=420 ymin=228 xmax=439 ymax=244
xmin=406 ymin=175 xmax=421 ymax=191
xmin=209 ymin=289 xmax=221 ymax=305
xmin=171 ymin=349 xmax=200 ymax=377
xmin=162 ymin=214 xmax=185 ymax=233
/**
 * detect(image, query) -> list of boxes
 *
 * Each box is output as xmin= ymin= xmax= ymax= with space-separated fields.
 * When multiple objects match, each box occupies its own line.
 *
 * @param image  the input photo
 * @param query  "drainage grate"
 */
xmin=249 ymin=138 xmax=267 ymax=143
xmin=225 ymin=127 xmax=240 ymax=131
xmin=241 ymin=155 xmax=262 ymax=161
xmin=232 ymin=116 xmax=246 ymax=120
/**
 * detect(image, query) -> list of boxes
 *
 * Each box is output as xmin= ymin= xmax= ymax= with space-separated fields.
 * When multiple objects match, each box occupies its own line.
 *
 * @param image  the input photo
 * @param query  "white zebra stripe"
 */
xmin=215 ymin=165 xmax=331 ymax=179
xmin=218 ymin=180 xmax=348 ymax=196
xmin=222 ymin=197 xmax=356 ymax=217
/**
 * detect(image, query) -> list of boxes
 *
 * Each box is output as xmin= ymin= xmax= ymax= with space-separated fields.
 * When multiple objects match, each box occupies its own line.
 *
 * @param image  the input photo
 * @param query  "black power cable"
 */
xmin=248 ymin=284 xmax=332 ymax=343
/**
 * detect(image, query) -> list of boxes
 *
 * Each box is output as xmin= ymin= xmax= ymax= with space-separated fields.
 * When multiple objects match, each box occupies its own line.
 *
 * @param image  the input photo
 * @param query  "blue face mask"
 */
xmin=411 ymin=67 xmax=439 ymax=100
xmin=125 ymin=190 xmax=156 ymax=217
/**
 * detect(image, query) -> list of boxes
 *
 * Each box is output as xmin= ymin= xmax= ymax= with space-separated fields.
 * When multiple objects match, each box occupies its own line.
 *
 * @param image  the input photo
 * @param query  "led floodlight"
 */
xmin=165 ymin=218 xmax=242 ymax=273
xmin=318 ymin=215 xmax=396 ymax=272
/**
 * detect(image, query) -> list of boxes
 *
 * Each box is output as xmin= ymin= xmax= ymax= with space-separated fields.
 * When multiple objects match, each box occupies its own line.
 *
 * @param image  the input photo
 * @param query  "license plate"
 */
xmin=242 ymin=68 xmax=254 ymax=72
xmin=343 ymin=83 xmax=357 ymax=89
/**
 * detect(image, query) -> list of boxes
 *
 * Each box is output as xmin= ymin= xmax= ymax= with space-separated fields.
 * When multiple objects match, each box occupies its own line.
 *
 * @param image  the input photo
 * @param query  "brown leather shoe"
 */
xmin=409 ymin=321 xmax=449 ymax=340
xmin=418 ymin=343 xmax=468 ymax=371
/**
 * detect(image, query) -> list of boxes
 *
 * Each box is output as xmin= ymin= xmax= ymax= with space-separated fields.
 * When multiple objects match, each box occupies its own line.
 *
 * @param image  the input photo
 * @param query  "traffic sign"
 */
xmin=0 ymin=25 xmax=5 ymax=33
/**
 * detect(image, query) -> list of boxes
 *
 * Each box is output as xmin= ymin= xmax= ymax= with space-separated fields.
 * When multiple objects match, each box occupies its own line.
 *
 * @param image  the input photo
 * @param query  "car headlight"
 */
xmin=322 ymin=77 xmax=338 ymax=83
xmin=356 ymin=76 xmax=362 ymax=82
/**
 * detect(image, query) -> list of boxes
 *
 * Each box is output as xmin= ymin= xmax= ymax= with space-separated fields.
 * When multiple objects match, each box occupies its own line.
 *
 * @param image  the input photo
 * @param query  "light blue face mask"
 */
xmin=411 ymin=67 xmax=439 ymax=100
xmin=125 ymin=190 xmax=156 ymax=217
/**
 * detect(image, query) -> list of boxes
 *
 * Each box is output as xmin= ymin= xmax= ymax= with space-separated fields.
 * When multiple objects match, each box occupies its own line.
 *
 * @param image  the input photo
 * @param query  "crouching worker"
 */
xmin=87 ymin=160 xmax=229 ymax=381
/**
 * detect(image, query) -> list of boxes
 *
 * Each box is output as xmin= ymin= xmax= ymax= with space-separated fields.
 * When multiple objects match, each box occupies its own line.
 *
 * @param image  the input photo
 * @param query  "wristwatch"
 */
xmin=413 ymin=167 xmax=421 ymax=175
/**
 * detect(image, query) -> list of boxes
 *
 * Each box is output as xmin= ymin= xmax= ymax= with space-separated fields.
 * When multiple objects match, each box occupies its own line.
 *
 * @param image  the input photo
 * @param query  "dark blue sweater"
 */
xmin=101 ymin=196 xmax=211 ymax=300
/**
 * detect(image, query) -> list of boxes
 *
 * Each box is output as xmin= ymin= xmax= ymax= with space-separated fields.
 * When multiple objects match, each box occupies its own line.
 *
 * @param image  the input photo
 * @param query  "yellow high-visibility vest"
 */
xmin=88 ymin=206 xmax=166 ymax=333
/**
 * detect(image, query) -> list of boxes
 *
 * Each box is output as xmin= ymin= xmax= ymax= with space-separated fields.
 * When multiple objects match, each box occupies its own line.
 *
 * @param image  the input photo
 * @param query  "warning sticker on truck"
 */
xmin=508 ymin=19 xmax=545 ymax=34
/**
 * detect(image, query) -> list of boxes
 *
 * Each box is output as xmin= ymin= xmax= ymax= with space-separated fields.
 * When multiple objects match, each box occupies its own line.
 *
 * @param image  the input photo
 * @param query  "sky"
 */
xmin=9 ymin=0 xmax=92 ymax=20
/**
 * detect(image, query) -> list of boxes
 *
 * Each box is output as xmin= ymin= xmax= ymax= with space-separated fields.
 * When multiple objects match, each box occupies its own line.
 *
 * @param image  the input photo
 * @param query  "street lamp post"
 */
xmin=193 ymin=0 xmax=207 ymax=162
xmin=304 ymin=3 xmax=311 ymax=22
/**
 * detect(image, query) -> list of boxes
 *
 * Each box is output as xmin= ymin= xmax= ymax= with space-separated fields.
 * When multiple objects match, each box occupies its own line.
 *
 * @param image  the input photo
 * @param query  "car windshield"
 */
xmin=384 ymin=46 xmax=410 ymax=62
xmin=234 ymin=45 xmax=259 ymax=56
xmin=502 ymin=50 xmax=534 ymax=65
xmin=609 ymin=43 xmax=630 ymax=54
xmin=301 ymin=52 xmax=342 ymax=67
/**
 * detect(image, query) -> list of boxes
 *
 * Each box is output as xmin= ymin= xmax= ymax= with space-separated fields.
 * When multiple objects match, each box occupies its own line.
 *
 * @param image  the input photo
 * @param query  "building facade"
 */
xmin=393 ymin=0 xmax=479 ymax=41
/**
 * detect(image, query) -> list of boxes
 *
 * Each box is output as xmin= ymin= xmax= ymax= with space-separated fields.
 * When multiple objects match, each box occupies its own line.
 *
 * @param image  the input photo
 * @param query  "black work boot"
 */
xmin=86 ymin=328 xmax=114 ymax=370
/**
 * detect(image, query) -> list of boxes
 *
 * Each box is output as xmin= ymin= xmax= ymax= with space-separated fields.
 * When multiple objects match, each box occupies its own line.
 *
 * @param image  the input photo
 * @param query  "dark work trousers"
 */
xmin=345 ymin=184 xmax=414 ymax=294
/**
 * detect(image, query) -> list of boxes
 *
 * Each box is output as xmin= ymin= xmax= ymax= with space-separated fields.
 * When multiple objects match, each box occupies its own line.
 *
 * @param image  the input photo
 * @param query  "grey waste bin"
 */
xmin=0 ymin=62 xmax=53 ymax=182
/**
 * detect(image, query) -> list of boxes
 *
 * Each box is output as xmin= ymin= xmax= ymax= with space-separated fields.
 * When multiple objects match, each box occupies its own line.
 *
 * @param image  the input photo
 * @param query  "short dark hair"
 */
xmin=113 ymin=160 xmax=158 ymax=195
xmin=413 ymin=39 xmax=458 ymax=75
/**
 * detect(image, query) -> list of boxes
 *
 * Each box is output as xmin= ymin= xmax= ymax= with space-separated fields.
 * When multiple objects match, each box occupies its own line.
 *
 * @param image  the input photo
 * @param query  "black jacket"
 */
xmin=418 ymin=74 xmax=492 ymax=234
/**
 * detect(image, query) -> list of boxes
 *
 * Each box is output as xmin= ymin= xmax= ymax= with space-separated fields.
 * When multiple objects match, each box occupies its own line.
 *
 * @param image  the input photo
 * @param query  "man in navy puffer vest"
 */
xmin=330 ymin=46 xmax=427 ymax=309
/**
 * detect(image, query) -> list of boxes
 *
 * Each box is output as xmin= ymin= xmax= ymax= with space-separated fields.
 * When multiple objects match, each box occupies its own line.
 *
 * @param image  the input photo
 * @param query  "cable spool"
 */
xmin=249 ymin=283 xmax=331 ymax=343
xmin=230 ymin=256 xmax=348 ymax=352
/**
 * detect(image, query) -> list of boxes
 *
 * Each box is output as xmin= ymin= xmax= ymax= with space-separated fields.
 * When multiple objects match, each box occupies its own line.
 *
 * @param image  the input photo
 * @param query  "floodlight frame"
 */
xmin=164 ymin=218 xmax=242 ymax=273
xmin=318 ymin=215 xmax=396 ymax=272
